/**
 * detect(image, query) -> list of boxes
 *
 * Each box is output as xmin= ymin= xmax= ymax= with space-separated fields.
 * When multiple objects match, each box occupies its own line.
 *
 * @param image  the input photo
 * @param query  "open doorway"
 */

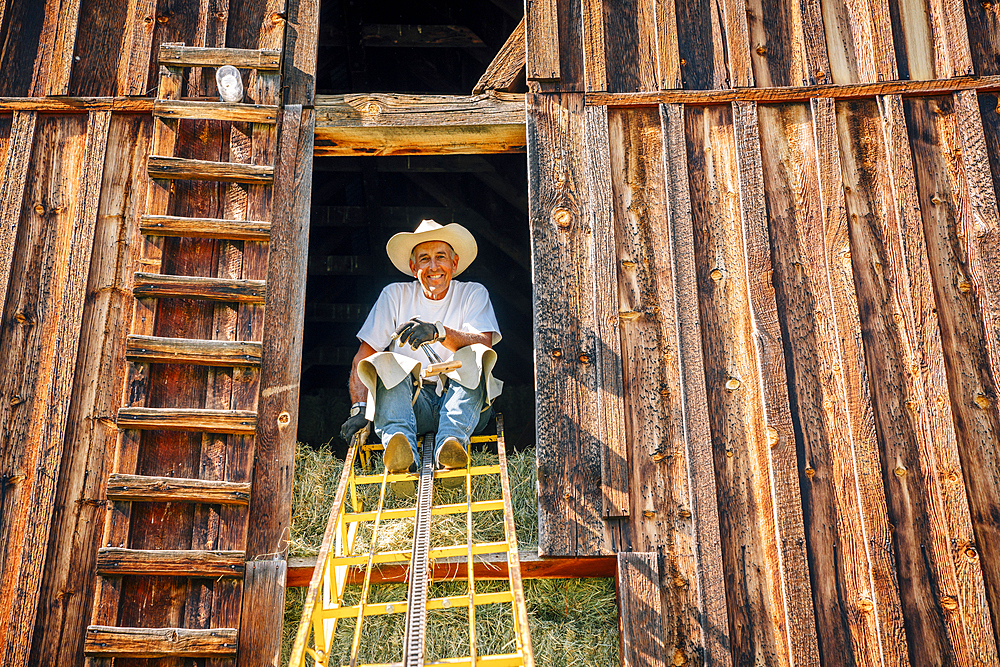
xmin=297 ymin=153 xmax=534 ymax=454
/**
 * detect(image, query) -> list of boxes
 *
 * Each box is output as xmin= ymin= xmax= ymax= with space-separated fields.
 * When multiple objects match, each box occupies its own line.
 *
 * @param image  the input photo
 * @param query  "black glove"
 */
xmin=340 ymin=402 xmax=370 ymax=443
xmin=392 ymin=318 xmax=445 ymax=350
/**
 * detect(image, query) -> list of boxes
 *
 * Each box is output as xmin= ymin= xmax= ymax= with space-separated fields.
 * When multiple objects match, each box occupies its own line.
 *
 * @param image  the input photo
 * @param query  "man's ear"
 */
xmin=452 ymin=253 xmax=460 ymax=270
xmin=409 ymin=258 xmax=417 ymax=276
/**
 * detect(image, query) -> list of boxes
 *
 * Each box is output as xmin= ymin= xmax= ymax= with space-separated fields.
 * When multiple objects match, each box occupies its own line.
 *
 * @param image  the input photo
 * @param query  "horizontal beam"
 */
xmin=140 ymin=215 xmax=271 ymax=240
xmin=154 ymin=100 xmax=278 ymax=124
xmin=133 ymin=273 xmax=266 ymax=303
xmin=159 ymin=45 xmax=281 ymax=70
xmin=96 ymin=548 xmax=245 ymax=577
xmin=587 ymin=74 xmax=1000 ymax=106
xmin=361 ymin=24 xmax=486 ymax=48
xmin=126 ymin=335 xmax=262 ymax=366
xmin=314 ymin=92 xmax=526 ymax=156
xmin=106 ymin=473 xmax=252 ymax=504
xmin=85 ymin=626 xmax=238 ymax=658
xmin=285 ymin=551 xmax=616 ymax=587
xmin=147 ymin=156 xmax=274 ymax=184
xmin=116 ymin=407 xmax=258 ymax=434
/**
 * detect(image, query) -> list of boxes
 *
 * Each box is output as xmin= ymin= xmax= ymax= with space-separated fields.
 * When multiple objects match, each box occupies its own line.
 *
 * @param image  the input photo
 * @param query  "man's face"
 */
xmin=409 ymin=240 xmax=459 ymax=300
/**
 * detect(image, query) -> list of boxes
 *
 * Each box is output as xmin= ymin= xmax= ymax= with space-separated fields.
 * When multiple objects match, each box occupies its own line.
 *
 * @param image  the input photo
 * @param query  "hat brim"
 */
xmin=386 ymin=224 xmax=478 ymax=277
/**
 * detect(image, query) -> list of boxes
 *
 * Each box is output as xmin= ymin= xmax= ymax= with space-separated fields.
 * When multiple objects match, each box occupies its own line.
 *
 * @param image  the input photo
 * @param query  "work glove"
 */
xmin=340 ymin=402 xmax=370 ymax=443
xmin=392 ymin=318 xmax=445 ymax=350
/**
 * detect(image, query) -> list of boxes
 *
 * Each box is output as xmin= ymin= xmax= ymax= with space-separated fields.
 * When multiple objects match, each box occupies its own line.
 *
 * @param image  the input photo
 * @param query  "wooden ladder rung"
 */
xmin=127 ymin=334 xmax=262 ymax=366
xmin=159 ymin=44 xmax=281 ymax=70
xmin=148 ymin=156 xmax=274 ymax=184
xmin=140 ymin=214 xmax=271 ymax=240
xmin=107 ymin=473 xmax=251 ymax=505
xmin=85 ymin=626 xmax=238 ymax=658
xmin=117 ymin=407 xmax=257 ymax=434
xmin=154 ymin=99 xmax=279 ymax=124
xmin=96 ymin=547 xmax=245 ymax=577
xmin=133 ymin=273 xmax=266 ymax=303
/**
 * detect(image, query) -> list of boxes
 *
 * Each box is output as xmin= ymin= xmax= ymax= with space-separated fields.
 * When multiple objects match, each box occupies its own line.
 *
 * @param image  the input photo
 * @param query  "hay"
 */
xmin=282 ymin=441 xmax=619 ymax=666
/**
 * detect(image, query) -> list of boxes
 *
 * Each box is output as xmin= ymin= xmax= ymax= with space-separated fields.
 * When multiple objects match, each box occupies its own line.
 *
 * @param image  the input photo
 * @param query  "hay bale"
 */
xmin=282 ymin=442 xmax=619 ymax=666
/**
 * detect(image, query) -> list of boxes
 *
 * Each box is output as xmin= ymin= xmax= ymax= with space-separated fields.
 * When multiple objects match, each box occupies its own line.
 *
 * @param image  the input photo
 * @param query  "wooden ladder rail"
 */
xmin=87 ymin=42 xmax=282 ymax=663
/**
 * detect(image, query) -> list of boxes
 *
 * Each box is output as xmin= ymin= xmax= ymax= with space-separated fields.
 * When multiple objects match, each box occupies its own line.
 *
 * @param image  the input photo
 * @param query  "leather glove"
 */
xmin=340 ymin=402 xmax=370 ymax=443
xmin=392 ymin=318 xmax=445 ymax=350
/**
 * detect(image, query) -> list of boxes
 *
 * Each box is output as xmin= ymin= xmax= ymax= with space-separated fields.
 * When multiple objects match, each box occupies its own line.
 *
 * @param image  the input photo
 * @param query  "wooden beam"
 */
xmin=106 ymin=474 xmax=252 ymax=505
xmin=96 ymin=548 xmax=245 ymax=577
xmin=617 ymin=553 xmax=667 ymax=667
xmin=85 ymin=626 xmax=238 ymax=658
xmin=314 ymin=93 xmax=526 ymax=157
xmin=473 ymin=17 xmax=525 ymax=95
xmin=158 ymin=45 xmax=282 ymax=70
xmin=116 ymin=408 xmax=258 ymax=434
xmin=285 ymin=551 xmax=616 ymax=587
xmin=361 ymin=24 xmax=486 ymax=48
xmin=525 ymin=0 xmax=559 ymax=81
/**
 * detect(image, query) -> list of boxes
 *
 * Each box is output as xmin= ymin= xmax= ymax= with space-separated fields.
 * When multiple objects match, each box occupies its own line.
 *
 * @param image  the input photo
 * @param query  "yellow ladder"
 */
xmin=289 ymin=415 xmax=535 ymax=666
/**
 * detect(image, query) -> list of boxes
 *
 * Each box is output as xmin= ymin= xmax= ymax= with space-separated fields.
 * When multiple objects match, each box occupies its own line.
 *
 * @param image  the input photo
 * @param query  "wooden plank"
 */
xmin=361 ymin=24 xmax=486 ymax=48
xmin=473 ymin=17 xmax=526 ymax=95
xmin=0 ymin=112 xmax=36 ymax=317
xmin=147 ymin=156 xmax=275 ymax=184
xmin=525 ymin=0 xmax=560 ymax=81
xmin=126 ymin=334 xmax=262 ymax=366
xmin=45 ymin=0 xmax=85 ymax=95
xmin=29 ymin=113 xmax=151 ymax=666
xmin=674 ymin=0 xmax=730 ymax=89
xmin=158 ymin=44 xmax=282 ymax=69
xmin=963 ymin=0 xmax=1000 ymax=76
xmin=603 ymin=0 xmax=659 ymax=93
xmin=116 ymin=407 xmax=258 ymax=434
xmin=106 ymin=473 xmax=252 ymax=504
xmin=720 ymin=0 xmax=753 ymax=87
xmin=760 ymin=98 xmax=903 ymax=666
xmin=237 ymin=560 xmax=287 ymax=667
xmin=582 ymin=106 xmax=628 ymax=517
xmin=154 ymin=100 xmax=280 ymax=124
xmin=285 ymin=551 xmax=618 ymax=587
xmin=528 ymin=92 xmax=616 ymax=557
xmin=659 ymin=102 xmax=732 ymax=667
xmin=954 ymin=88 xmax=1000 ymax=640
xmin=85 ymin=626 xmax=238 ymax=657
xmin=0 ymin=112 xmax=108 ymax=664
xmin=315 ymin=92 xmax=526 ymax=127
xmin=283 ymin=0 xmax=320 ymax=105
xmin=732 ymin=99 xmax=820 ymax=665
xmin=797 ymin=0 xmax=832 ymax=85
xmin=818 ymin=0 xmax=897 ymax=82
xmin=582 ymin=0 xmax=607 ymax=92
xmin=654 ymin=0 xmax=681 ymax=90
xmin=132 ymin=273 xmax=267 ymax=302
xmin=585 ymin=73 xmax=1000 ymax=105
xmin=617 ymin=553 xmax=667 ymax=667
xmin=96 ymin=548 xmax=245 ymax=577
xmin=686 ymin=103 xmax=798 ymax=665
xmin=903 ymin=93 xmax=1000 ymax=659
xmin=118 ymin=2 xmax=158 ymax=95
xmin=314 ymin=125 xmax=527 ymax=156
xmin=140 ymin=214 xmax=271 ymax=240
xmin=893 ymin=0 xmax=972 ymax=79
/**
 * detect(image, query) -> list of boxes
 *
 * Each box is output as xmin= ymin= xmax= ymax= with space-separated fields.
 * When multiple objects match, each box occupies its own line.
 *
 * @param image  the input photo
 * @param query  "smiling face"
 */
xmin=409 ymin=240 xmax=460 ymax=300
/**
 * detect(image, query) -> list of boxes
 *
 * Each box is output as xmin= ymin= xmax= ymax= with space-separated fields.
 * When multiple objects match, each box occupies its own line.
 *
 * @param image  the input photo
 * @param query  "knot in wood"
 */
xmin=805 ymin=467 xmax=816 ymax=478
xmin=643 ymin=510 xmax=656 ymax=518
xmin=894 ymin=465 xmax=907 ymax=478
xmin=725 ymin=378 xmax=740 ymax=391
xmin=552 ymin=207 xmax=572 ymax=229
xmin=966 ymin=547 xmax=979 ymax=560
xmin=766 ymin=427 xmax=779 ymax=447
xmin=277 ymin=411 xmax=291 ymax=428
xmin=14 ymin=311 xmax=32 ymax=325
xmin=940 ymin=596 xmax=958 ymax=611
xmin=673 ymin=649 xmax=687 ymax=665
xmin=975 ymin=394 xmax=992 ymax=409
xmin=551 ymin=348 xmax=562 ymax=358
xmin=578 ymin=354 xmax=589 ymax=364
xmin=947 ymin=471 xmax=960 ymax=483
xmin=814 ymin=70 xmax=826 ymax=80
xmin=710 ymin=269 xmax=724 ymax=282
xmin=361 ymin=101 xmax=383 ymax=115
xmin=756 ymin=46 xmax=767 ymax=56
xmin=270 ymin=11 xmax=286 ymax=23
xmin=958 ymin=280 xmax=973 ymax=293
xmin=216 ymin=11 xmax=227 ymax=20
xmin=156 ymin=13 xmax=170 ymax=23
xmin=678 ymin=508 xmax=692 ymax=518
xmin=857 ymin=598 xmax=874 ymax=613
xmin=33 ymin=203 xmax=45 ymax=215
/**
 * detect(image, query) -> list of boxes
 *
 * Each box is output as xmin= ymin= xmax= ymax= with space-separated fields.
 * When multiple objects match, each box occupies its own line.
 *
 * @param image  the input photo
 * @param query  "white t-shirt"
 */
xmin=356 ymin=280 xmax=501 ymax=363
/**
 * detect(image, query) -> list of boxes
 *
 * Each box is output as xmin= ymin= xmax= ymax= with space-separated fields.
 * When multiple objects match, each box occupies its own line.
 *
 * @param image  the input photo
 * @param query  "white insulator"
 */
xmin=216 ymin=65 xmax=244 ymax=103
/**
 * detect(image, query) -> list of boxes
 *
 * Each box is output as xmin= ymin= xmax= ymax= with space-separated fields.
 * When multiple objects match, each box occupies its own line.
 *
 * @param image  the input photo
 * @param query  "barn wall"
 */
xmin=527 ymin=0 xmax=1000 ymax=665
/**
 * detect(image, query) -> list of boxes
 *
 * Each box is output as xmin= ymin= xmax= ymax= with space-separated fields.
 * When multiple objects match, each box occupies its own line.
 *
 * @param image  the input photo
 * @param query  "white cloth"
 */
xmin=356 ymin=281 xmax=503 ymax=419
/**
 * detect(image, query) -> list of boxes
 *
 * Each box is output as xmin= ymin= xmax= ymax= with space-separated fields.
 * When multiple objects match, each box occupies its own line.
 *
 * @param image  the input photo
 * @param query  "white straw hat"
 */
xmin=386 ymin=219 xmax=478 ymax=277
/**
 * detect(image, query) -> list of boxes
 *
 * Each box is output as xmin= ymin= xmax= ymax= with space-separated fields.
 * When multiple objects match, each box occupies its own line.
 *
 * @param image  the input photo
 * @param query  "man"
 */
xmin=340 ymin=220 xmax=503 ymax=477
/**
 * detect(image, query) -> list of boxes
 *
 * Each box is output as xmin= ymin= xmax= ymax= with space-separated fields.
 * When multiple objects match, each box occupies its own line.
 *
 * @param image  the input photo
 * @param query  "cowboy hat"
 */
xmin=386 ymin=219 xmax=478 ymax=277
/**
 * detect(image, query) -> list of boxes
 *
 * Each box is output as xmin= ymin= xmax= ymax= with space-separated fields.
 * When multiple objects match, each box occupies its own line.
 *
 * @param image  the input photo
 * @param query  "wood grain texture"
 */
xmin=154 ymin=100 xmax=279 ymax=124
xmin=660 ymin=102 xmax=732 ymax=667
xmin=963 ymin=0 xmax=1000 ymax=76
xmin=283 ymin=0 xmax=320 ymax=105
xmin=526 ymin=0 xmax=561 ymax=81
xmin=147 ymin=155 xmax=275 ymax=184
xmin=0 ymin=112 xmax=37 ymax=319
xmin=673 ymin=0 xmax=729 ymax=90
xmin=116 ymin=407 xmax=258 ymax=434
xmin=798 ymin=0 xmax=833 ymax=85
xmin=891 ymin=0 xmax=973 ymax=79
xmin=582 ymin=105 xmax=629 ymax=518
xmin=904 ymin=93 xmax=1000 ymax=660
xmin=746 ymin=0 xmax=807 ymax=87
xmin=617 ymin=552 xmax=668 ymax=667
xmin=582 ymin=0 xmax=608 ymax=91
xmin=603 ymin=0 xmax=659 ymax=93
xmin=140 ymin=214 xmax=272 ymax=240
xmin=158 ymin=44 xmax=282 ymax=69
xmin=761 ymin=98 xmax=904 ymax=667
xmin=316 ymin=92 xmax=526 ymax=127
xmin=528 ymin=92 xmax=618 ymax=557
xmin=721 ymin=0 xmax=754 ymax=87
xmin=473 ymin=17 xmax=526 ymax=95
xmin=106 ymin=473 xmax=252 ymax=504
xmin=132 ymin=272 xmax=267 ymax=302
xmin=44 ymin=0 xmax=84 ymax=95
xmin=819 ymin=0 xmax=897 ymax=83
xmin=96 ymin=547 xmax=245 ymax=576
xmin=85 ymin=625 xmax=238 ymax=657
xmin=237 ymin=559 xmax=287 ymax=667
xmin=28 ymin=113 xmax=150 ymax=667
xmin=126 ymin=334 xmax=263 ymax=366
xmin=0 ymin=113 xmax=99 ymax=663
xmin=118 ymin=0 xmax=157 ymax=95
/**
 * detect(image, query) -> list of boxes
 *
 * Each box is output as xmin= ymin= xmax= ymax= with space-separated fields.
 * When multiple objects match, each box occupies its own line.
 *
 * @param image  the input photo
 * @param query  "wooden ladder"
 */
xmin=86 ymin=43 xmax=282 ymax=663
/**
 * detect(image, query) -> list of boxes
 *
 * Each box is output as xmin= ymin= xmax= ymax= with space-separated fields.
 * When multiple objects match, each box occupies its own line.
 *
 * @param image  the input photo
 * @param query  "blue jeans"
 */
xmin=373 ymin=375 xmax=491 ymax=465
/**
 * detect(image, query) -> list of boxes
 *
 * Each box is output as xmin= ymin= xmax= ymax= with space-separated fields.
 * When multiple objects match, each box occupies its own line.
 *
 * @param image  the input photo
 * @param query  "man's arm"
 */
xmin=440 ymin=326 xmax=492 ymax=352
xmin=348 ymin=340 xmax=377 ymax=403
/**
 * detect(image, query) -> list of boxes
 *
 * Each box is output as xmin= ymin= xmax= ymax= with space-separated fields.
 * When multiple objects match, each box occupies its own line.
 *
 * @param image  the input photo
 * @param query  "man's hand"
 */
xmin=392 ymin=318 xmax=445 ymax=350
xmin=340 ymin=402 xmax=370 ymax=443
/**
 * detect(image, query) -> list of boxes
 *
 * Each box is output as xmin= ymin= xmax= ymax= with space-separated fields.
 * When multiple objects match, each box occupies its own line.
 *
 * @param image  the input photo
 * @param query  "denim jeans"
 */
xmin=373 ymin=374 xmax=491 ymax=465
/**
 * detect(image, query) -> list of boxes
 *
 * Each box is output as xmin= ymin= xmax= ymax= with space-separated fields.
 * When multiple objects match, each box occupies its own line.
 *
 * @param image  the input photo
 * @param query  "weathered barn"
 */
xmin=0 ymin=0 xmax=999 ymax=664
